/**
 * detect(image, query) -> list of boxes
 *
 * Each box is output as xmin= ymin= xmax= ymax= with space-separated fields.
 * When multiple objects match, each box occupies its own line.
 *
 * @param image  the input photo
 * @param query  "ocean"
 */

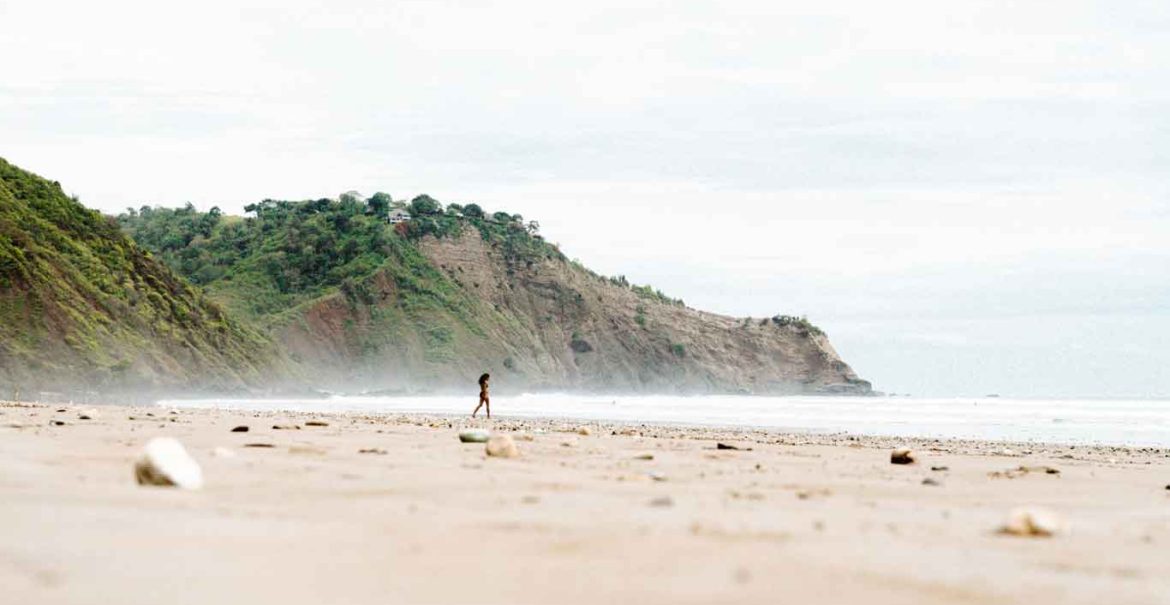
xmin=158 ymin=394 xmax=1170 ymax=447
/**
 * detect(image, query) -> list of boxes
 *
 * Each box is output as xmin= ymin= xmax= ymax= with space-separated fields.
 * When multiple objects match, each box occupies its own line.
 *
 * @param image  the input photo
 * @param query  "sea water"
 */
xmin=160 ymin=394 xmax=1170 ymax=447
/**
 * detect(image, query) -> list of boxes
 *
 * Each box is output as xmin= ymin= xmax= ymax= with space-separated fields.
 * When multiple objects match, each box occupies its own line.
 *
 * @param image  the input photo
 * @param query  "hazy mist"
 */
xmin=3 ymin=1 xmax=1167 ymax=397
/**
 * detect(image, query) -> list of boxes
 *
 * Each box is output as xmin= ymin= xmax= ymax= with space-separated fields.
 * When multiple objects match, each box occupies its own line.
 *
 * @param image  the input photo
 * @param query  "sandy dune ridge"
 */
xmin=1 ymin=401 xmax=1168 ymax=604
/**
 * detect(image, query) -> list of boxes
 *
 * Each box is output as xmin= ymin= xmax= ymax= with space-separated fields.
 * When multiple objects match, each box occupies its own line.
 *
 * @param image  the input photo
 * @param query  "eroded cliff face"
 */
xmin=279 ymin=230 xmax=869 ymax=395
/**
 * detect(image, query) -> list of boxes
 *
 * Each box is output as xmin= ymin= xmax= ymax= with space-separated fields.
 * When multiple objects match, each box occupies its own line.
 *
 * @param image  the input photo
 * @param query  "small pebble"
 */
xmin=930 ymin=465 xmax=949 ymax=471
xmin=272 ymin=424 xmax=300 ymax=430
xmin=244 ymin=443 xmax=275 ymax=448
xmin=1000 ymin=507 xmax=1064 ymax=537
xmin=649 ymin=496 xmax=674 ymax=507
xmin=290 ymin=445 xmax=326 ymax=455
xmin=230 ymin=425 xmax=249 ymax=433
xmin=459 ymin=429 xmax=491 ymax=443
xmin=633 ymin=453 xmax=655 ymax=461
xmin=485 ymin=434 xmax=520 ymax=458
xmin=134 ymin=437 xmax=203 ymax=489
xmin=921 ymin=478 xmax=941 ymax=486
xmin=359 ymin=448 xmax=388 ymax=455
xmin=305 ymin=420 xmax=329 ymax=427
xmin=890 ymin=447 xmax=916 ymax=465
xmin=576 ymin=426 xmax=591 ymax=436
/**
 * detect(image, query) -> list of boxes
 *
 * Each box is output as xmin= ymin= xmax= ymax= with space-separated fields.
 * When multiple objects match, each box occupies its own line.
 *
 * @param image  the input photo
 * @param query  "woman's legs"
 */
xmin=472 ymin=394 xmax=487 ymax=418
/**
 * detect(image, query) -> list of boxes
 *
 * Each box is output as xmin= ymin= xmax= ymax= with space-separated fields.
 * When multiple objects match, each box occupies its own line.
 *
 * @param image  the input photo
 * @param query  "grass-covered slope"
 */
xmin=118 ymin=194 xmax=869 ymax=395
xmin=0 ymin=158 xmax=275 ymax=394
xmin=116 ymin=198 xmax=492 ymax=328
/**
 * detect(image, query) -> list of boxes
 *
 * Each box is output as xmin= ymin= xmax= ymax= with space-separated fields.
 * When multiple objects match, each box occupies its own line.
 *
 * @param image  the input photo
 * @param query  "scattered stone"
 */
xmin=716 ymin=442 xmax=744 ymax=450
xmin=996 ymin=448 xmax=1015 ymax=457
xmin=649 ymin=496 xmax=674 ymax=507
xmin=359 ymin=448 xmax=388 ymax=455
xmin=922 ymin=478 xmax=941 ymax=486
xmin=1000 ymin=507 xmax=1064 ymax=537
xmin=513 ymin=433 xmax=535 ymax=442
xmin=633 ymin=453 xmax=655 ymax=461
xmin=134 ymin=437 xmax=204 ymax=489
xmin=890 ymin=447 xmax=916 ymax=465
xmin=77 ymin=408 xmax=99 ymax=420
xmin=459 ymin=429 xmax=491 ymax=443
xmin=244 ymin=443 xmax=275 ymax=448
xmin=230 ymin=425 xmax=249 ymax=433
xmin=796 ymin=488 xmax=832 ymax=500
xmin=990 ymin=465 xmax=1062 ymax=479
xmin=50 ymin=420 xmax=66 ymax=426
xmin=305 ymin=420 xmax=329 ymax=427
xmin=290 ymin=445 xmax=326 ymax=455
xmin=272 ymin=424 xmax=300 ymax=430
xmin=485 ymin=434 xmax=520 ymax=458
xmin=576 ymin=426 xmax=592 ymax=436
xmin=930 ymin=465 xmax=949 ymax=472
xmin=648 ymin=470 xmax=667 ymax=482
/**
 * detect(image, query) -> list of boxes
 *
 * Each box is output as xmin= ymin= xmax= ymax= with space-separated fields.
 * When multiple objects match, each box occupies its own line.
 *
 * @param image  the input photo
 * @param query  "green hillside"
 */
xmin=0 ymin=158 xmax=276 ymax=394
xmin=116 ymin=193 xmax=866 ymax=395
xmin=116 ymin=195 xmax=559 ymax=336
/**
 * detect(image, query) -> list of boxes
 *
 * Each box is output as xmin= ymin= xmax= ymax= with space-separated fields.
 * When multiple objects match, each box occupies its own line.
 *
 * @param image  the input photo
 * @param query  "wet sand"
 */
xmin=1 ymin=401 xmax=1168 ymax=604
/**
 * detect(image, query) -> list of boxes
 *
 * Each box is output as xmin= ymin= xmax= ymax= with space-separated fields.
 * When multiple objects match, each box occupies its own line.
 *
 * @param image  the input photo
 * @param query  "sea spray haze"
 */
xmin=117 ymin=195 xmax=870 ymax=395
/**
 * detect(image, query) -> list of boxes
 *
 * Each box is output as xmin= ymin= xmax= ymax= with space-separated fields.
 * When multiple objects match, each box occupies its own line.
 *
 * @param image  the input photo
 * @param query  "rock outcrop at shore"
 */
xmin=280 ymin=229 xmax=869 ymax=395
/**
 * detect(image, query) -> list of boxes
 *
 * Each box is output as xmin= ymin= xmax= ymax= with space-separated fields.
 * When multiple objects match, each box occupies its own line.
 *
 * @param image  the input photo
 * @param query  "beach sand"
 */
xmin=1 ymin=401 xmax=1168 ymax=604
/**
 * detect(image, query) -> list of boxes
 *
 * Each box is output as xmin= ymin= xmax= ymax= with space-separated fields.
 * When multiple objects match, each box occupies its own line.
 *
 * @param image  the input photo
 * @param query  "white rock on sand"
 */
xmin=134 ymin=437 xmax=204 ymax=489
xmin=485 ymin=434 xmax=520 ymax=458
xmin=1001 ymin=507 xmax=1064 ymax=537
xmin=459 ymin=429 xmax=491 ymax=443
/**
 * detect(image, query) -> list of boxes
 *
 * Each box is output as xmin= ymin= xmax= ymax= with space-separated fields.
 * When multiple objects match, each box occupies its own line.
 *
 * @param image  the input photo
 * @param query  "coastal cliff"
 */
xmin=1 ymin=159 xmax=868 ymax=396
xmin=281 ymin=229 xmax=868 ymax=394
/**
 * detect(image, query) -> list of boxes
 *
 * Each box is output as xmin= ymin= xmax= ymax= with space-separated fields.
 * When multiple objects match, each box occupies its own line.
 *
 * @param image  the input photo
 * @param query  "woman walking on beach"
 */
xmin=472 ymin=373 xmax=490 ymax=419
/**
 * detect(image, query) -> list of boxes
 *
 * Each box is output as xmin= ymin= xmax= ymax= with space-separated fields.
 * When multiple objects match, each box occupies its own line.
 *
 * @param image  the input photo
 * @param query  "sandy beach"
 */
xmin=2 ymin=401 xmax=1168 ymax=605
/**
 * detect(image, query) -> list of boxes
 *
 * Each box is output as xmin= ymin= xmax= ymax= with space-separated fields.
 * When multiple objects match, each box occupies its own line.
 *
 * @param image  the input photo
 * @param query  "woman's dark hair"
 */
xmin=478 ymin=373 xmax=490 ymax=386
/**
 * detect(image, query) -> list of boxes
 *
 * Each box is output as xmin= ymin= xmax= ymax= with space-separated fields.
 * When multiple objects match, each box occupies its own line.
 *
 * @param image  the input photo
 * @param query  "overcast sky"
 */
xmin=2 ymin=1 xmax=1167 ymax=397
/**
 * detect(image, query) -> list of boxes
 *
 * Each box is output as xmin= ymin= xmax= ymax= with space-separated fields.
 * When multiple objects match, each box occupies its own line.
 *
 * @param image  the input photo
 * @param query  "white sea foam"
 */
xmin=159 ymin=394 xmax=1170 ymax=447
